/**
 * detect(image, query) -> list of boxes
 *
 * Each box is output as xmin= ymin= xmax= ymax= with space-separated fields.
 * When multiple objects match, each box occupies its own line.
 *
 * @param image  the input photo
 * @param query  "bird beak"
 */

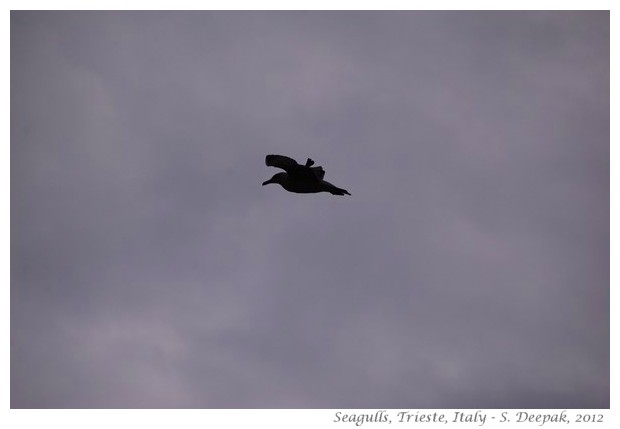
xmin=262 ymin=179 xmax=272 ymax=186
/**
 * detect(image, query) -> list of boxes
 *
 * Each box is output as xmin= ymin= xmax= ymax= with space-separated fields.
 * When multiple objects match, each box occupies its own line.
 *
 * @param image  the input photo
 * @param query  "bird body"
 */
xmin=262 ymin=154 xmax=351 ymax=196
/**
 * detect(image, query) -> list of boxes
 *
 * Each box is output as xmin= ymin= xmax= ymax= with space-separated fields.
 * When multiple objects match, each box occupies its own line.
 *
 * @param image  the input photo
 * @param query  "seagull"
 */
xmin=262 ymin=154 xmax=351 ymax=196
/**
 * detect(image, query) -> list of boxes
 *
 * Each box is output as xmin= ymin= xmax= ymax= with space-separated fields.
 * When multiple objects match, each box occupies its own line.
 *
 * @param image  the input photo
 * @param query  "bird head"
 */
xmin=262 ymin=172 xmax=286 ymax=186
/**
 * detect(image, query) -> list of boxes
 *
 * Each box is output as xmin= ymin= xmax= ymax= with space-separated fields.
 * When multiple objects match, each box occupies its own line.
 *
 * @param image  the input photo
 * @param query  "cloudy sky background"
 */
xmin=11 ymin=11 xmax=609 ymax=408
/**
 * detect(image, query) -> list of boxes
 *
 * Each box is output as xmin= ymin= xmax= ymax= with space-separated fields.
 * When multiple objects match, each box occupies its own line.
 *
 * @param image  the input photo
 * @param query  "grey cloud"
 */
xmin=11 ymin=11 xmax=608 ymax=408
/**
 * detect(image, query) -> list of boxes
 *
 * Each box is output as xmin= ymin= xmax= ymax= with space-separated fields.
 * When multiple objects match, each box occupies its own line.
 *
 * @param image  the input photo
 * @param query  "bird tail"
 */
xmin=324 ymin=182 xmax=351 ymax=196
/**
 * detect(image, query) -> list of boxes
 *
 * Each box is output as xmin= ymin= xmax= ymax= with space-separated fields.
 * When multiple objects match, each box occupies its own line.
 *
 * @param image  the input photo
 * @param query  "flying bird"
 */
xmin=262 ymin=154 xmax=351 ymax=196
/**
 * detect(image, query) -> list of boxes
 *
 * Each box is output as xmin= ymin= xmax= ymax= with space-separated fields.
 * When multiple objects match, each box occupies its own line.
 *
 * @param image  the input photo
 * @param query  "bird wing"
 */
xmin=311 ymin=166 xmax=325 ymax=180
xmin=265 ymin=154 xmax=300 ymax=172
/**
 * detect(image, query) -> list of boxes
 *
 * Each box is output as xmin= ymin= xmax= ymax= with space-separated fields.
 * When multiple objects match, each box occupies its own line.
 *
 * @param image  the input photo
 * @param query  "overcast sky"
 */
xmin=11 ymin=11 xmax=609 ymax=408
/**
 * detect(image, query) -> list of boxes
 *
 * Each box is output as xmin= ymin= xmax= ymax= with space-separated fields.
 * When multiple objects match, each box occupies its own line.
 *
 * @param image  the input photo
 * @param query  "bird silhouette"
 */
xmin=262 ymin=154 xmax=351 ymax=196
